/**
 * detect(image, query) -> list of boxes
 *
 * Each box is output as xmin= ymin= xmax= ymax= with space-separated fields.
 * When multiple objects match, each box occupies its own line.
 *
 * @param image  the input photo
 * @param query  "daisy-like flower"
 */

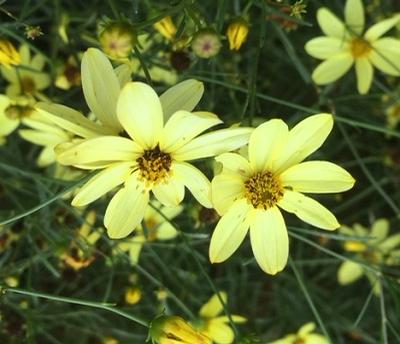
xmin=114 ymin=201 xmax=182 ymax=265
xmin=269 ymin=322 xmax=329 ymax=344
xmin=338 ymin=218 xmax=400 ymax=295
xmin=1 ymin=44 xmax=50 ymax=99
xmin=194 ymin=292 xmax=246 ymax=344
xmin=209 ymin=114 xmax=355 ymax=275
xmin=305 ymin=0 xmax=400 ymax=94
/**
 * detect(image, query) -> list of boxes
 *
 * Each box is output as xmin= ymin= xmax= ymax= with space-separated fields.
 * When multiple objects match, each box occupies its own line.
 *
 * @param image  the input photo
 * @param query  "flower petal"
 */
xmin=278 ymin=190 xmax=340 ymax=230
xmin=305 ymin=37 xmax=348 ymax=59
xmin=204 ymin=319 xmax=234 ymax=344
xmin=364 ymin=15 xmax=400 ymax=41
xmin=274 ymin=114 xmax=334 ymax=173
xmin=37 ymin=146 xmax=55 ymax=167
xmin=337 ymin=260 xmax=364 ymax=285
xmin=209 ymin=198 xmax=252 ymax=263
xmin=248 ymin=119 xmax=288 ymax=171
xmin=156 ymin=223 xmax=178 ymax=240
xmin=0 ymin=113 xmax=18 ymax=136
xmin=117 ymin=82 xmax=163 ymax=149
xmin=370 ymin=218 xmax=389 ymax=243
xmin=19 ymin=129 xmax=67 ymax=146
xmin=317 ymin=8 xmax=347 ymax=38
xmin=199 ymin=292 xmax=227 ymax=318
xmin=172 ymin=162 xmax=212 ymax=208
xmin=57 ymin=136 xmax=142 ymax=165
xmin=215 ymin=152 xmax=252 ymax=177
xmin=160 ymin=110 xmax=222 ymax=153
xmin=249 ymin=207 xmax=288 ymax=275
xmin=105 ymin=174 xmax=149 ymax=239
xmin=173 ymin=127 xmax=252 ymax=161
xmin=211 ymin=173 xmax=245 ymax=215
xmin=355 ymin=58 xmax=373 ymax=94
xmin=345 ymin=0 xmax=365 ymax=35
xmin=369 ymin=40 xmax=400 ymax=76
xmin=152 ymin=178 xmax=185 ymax=207
xmin=72 ymin=162 xmax=133 ymax=207
xmin=312 ymin=53 xmax=354 ymax=85
xmin=280 ymin=161 xmax=355 ymax=193
xmin=159 ymin=79 xmax=204 ymax=120
xmin=81 ymin=48 xmax=121 ymax=129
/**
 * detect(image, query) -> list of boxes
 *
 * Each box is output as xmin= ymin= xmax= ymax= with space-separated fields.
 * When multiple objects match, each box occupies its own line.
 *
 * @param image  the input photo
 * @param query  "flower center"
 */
xmin=350 ymin=38 xmax=371 ymax=58
xmin=136 ymin=145 xmax=172 ymax=186
xmin=5 ymin=104 xmax=34 ymax=120
xmin=244 ymin=171 xmax=283 ymax=210
xmin=20 ymin=76 xmax=36 ymax=94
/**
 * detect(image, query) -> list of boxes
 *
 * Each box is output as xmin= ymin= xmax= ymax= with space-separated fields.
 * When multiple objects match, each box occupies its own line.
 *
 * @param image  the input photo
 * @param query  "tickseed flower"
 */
xmin=338 ymin=218 xmax=400 ymax=295
xmin=149 ymin=315 xmax=211 ymax=344
xmin=0 ymin=44 xmax=50 ymax=99
xmin=124 ymin=286 xmax=142 ymax=305
xmin=269 ymin=322 xmax=329 ymax=344
xmin=191 ymin=29 xmax=222 ymax=59
xmin=226 ymin=18 xmax=249 ymax=51
xmin=53 ymin=81 xmax=251 ymax=239
xmin=209 ymin=114 xmax=355 ymax=275
xmin=0 ymin=39 xmax=20 ymax=68
xmin=114 ymin=201 xmax=182 ymax=265
xmin=55 ymin=56 xmax=81 ymax=90
xmin=305 ymin=0 xmax=400 ymax=94
xmin=154 ymin=16 xmax=177 ymax=41
xmin=194 ymin=292 xmax=246 ymax=344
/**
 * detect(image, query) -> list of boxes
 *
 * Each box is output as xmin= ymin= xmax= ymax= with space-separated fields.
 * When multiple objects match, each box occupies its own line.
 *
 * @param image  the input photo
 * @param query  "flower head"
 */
xmin=0 ymin=39 xmax=20 ymax=68
xmin=226 ymin=18 xmax=249 ymax=51
xmin=209 ymin=114 xmax=355 ymax=275
xmin=269 ymin=322 xmax=329 ymax=344
xmin=305 ymin=0 xmax=400 ymax=94
xmin=191 ymin=29 xmax=222 ymax=59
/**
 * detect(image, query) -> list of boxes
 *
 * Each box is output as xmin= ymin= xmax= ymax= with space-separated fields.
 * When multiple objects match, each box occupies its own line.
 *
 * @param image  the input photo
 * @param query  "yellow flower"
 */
xmin=114 ymin=201 xmax=182 ymax=265
xmin=226 ymin=18 xmax=249 ymax=51
xmin=338 ymin=218 xmax=400 ymax=294
xmin=0 ymin=39 xmax=20 ymax=68
xmin=149 ymin=315 xmax=211 ymax=344
xmin=269 ymin=322 xmax=329 ymax=344
xmin=209 ymin=114 xmax=355 ymax=275
xmin=195 ymin=292 xmax=246 ymax=344
xmin=55 ymin=55 xmax=81 ymax=90
xmin=305 ymin=0 xmax=400 ymax=94
xmin=154 ymin=16 xmax=177 ymax=41
xmin=1 ymin=44 xmax=50 ymax=99
xmin=385 ymin=101 xmax=400 ymax=129
xmin=124 ymin=286 xmax=142 ymax=305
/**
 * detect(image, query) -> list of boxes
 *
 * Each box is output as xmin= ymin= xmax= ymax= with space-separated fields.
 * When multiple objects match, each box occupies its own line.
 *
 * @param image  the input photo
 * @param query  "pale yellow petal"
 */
xmin=215 ymin=153 xmax=252 ymax=177
xmin=317 ymin=8 xmax=347 ymax=38
xmin=370 ymin=218 xmax=389 ymax=242
xmin=152 ymin=178 xmax=185 ymax=207
xmin=72 ymin=162 xmax=133 ymax=206
xmin=305 ymin=37 xmax=348 ymax=59
xmin=0 ymin=113 xmax=19 ymax=136
xmin=114 ymin=63 xmax=132 ymax=87
xmin=117 ymin=82 xmax=163 ymax=149
xmin=160 ymin=110 xmax=222 ymax=153
xmin=156 ymin=223 xmax=178 ymax=240
xmin=159 ymin=79 xmax=204 ymax=120
xmin=274 ymin=114 xmax=334 ymax=173
xmin=129 ymin=238 xmax=145 ymax=265
xmin=57 ymin=136 xmax=142 ymax=165
xmin=81 ymin=48 xmax=121 ymax=129
xmin=364 ymin=15 xmax=400 ymax=41
xmin=298 ymin=322 xmax=316 ymax=336
xmin=37 ymin=146 xmax=56 ymax=167
xmin=204 ymin=319 xmax=234 ymax=344
xmin=104 ymin=174 xmax=149 ymax=239
xmin=355 ymin=58 xmax=373 ymax=94
xmin=211 ymin=173 xmax=245 ymax=215
xmin=278 ymin=190 xmax=340 ymax=230
xmin=209 ymin=198 xmax=252 ymax=263
xmin=173 ymin=127 xmax=252 ymax=161
xmin=337 ymin=260 xmax=364 ymax=284
xmin=312 ymin=53 xmax=354 ymax=85
xmin=345 ymin=0 xmax=365 ymax=35
xmin=199 ymin=292 xmax=227 ymax=318
xmin=280 ymin=161 xmax=355 ymax=193
xmin=248 ymin=119 xmax=288 ymax=172
xmin=31 ymin=53 xmax=46 ymax=71
xmin=369 ymin=41 xmax=400 ymax=76
xmin=379 ymin=233 xmax=400 ymax=251
xmin=249 ymin=207 xmax=288 ymax=275
xmin=18 ymin=129 xmax=67 ymax=146
xmin=306 ymin=334 xmax=330 ymax=344
xmin=172 ymin=162 xmax=212 ymax=208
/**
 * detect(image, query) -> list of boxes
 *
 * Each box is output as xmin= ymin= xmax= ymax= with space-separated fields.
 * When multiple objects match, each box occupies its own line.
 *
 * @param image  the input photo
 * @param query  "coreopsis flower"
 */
xmin=305 ymin=0 xmax=400 ymax=94
xmin=55 ymin=56 xmax=81 ymax=90
xmin=124 ymin=286 xmax=142 ymax=305
xmin=338 ymin=218 xmax=400 ymax=294
xmin=269 ymin=322 xmax=329 ymax=344
xmin=226 ymin=18 xmax=249 ymax=51
xmin=0 ymin=44 xmax=50 ymax=99
xmin=114 ymin=201 xmax=182 ymax=265
xmin=0 ymin=39 xmax=20 ymax=68
xmin=191 ymin=29 xmax=222 ymax=59
xmin=154 ymin=16 xmax=177 ymax=41
xmin=149 ymin=315 xmax=211 ymax=344
xmin=209 ymin=114 xmax=355 ymax=275
xmin=194 ymin=292 xmax=246 ymax=344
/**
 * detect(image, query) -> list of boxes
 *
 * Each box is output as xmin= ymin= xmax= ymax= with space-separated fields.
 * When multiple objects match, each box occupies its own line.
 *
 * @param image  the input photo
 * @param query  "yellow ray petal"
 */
xmin=199 ymin=292 xmax=227 ymax=318
xmin=312 ymin=53 xmax=354 ymax=85
xmin=369 ymin=42 xmax=400 ymax=76
xmin=211 ymin=173 xmax=245 ymax=215
xmin=364 ymin=15 xmax=400 ymax=41
xmin=215 ymin=153 xmax=252 ymax=177
xmin=345 ymin=0 xmax=365 ymax=35
xmin=203 ymin=319 xmax=234 ymax=344
xmin=355 ymin=58 xmax=373 ymax=94
xmin=370 ymin=218 xmax=389 ymax=242
xmin=305 ymin=37 xmax=348 ymax=59
xmin=317 ymin=8 xmax=347 ymax=38
xmin=337 ymin=260 xmax=364 ymax=285
xmin=152 ymin=178 xmax=185 ymax=207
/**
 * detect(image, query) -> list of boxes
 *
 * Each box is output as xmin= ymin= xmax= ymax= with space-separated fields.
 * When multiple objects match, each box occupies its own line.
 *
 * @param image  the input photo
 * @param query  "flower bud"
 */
xmin=191 ymin=29 xmax=221 ymax=59
xmin=154 ymin=16 xmax=177 ymax=41
xmin=226 ymin=18 xmax=249 ymax=50
xmin=0 ymin=39 xmax=20 ymax=68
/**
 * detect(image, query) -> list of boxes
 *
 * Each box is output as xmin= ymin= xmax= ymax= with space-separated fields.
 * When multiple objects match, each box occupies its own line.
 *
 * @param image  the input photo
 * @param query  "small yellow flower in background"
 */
xmin=4 ymin=276 xmax=19 ymax=288
xmin=55 ymin=56 xmax=81 ymax=90
xmin=149 ymin=315 xmax=211 ymax=344
xmin=209 ymin=114 xmax=355 ymax=275
xmin=124 ymin=286 xmax=142 ymax=305
xmin=305 ymin=0 xmax=400 ymax=94
xmin=194 ymin=292 xmax=246 ymax=344
xmin=154 ymin=16 xmax=177 ymax=41
xmin=226 ymin=18 xmax=249 ymax=51
xmin=338 ymin=218 xmax=400 ymax=294
xmin=102 ymin=337 xmax=119 ymax=344
xmin=191 ymin=29 xmax=222 ymax=59
xmin=1 ymin=44 xmax=50 ymax=99
xmin=269 ymin=322 xmax=329 ymax=344
xmin=0 ymin=39 xmax=20 ymax=68
xmin=114 ymin=201 xmax=182 ymax=265
xmin=385 ymin=101 xmax=400 ymax=129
